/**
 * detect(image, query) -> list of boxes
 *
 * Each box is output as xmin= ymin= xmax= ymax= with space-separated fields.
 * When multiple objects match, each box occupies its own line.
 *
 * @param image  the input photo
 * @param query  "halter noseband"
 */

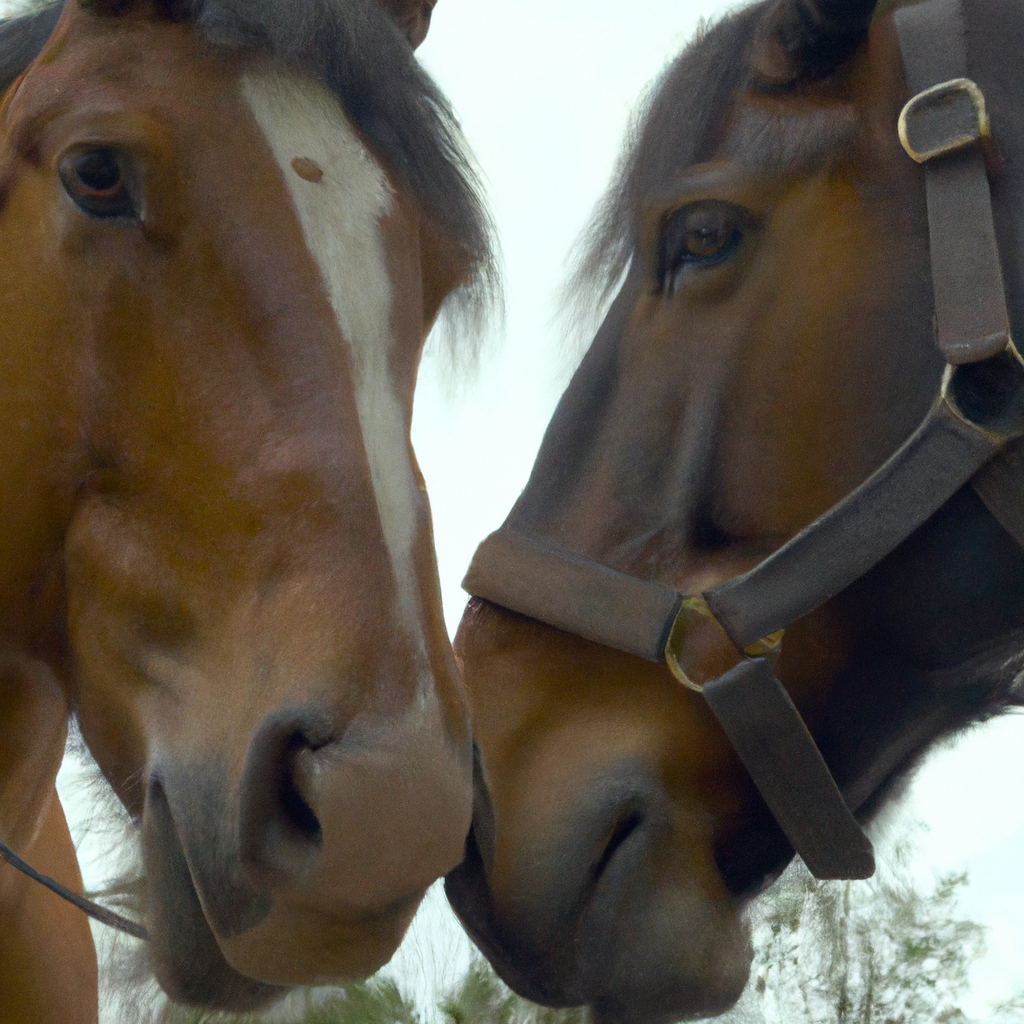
xmin=463 ymin=0 xmax=1024 ymax=881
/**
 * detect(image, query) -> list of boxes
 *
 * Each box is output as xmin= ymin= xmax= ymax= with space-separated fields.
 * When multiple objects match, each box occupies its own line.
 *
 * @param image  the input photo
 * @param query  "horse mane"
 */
xmin=564 ymin=2 xmax=769 ymax=329
xmin=0 ymin=4 xmax=62 ymax=94
xmin=0 ymin=0 xmax=499 ymax=367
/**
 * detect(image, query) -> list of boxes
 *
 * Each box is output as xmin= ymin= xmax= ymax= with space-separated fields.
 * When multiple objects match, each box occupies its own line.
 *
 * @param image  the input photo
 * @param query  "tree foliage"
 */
xmin=154 ymin=959 xmax=587 ymax=1024
xmin=438 ymin=959 xmax=588 ymax=1024
xmin=719 ymin=864 xmax=988 ymax=1024
xmin=123 ymin=862 xmax=1020 ymax=1024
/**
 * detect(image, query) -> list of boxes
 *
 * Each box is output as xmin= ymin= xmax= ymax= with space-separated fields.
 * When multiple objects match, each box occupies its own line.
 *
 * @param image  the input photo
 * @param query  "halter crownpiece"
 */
xmin=464 ymin=0 xmax=1024 ymax=881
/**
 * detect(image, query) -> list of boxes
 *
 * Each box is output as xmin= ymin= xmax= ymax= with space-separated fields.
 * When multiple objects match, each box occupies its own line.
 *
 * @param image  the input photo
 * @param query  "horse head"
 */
xmin=0 ymin=0 xmax=493 ymax=1009
xmin=450 ymin=0 xmax=1024 ymax=1020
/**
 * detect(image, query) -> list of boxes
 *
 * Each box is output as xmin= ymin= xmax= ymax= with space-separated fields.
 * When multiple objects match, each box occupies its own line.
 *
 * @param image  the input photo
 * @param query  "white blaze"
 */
xmin=242 ymin=70 xmax=423 ymax=630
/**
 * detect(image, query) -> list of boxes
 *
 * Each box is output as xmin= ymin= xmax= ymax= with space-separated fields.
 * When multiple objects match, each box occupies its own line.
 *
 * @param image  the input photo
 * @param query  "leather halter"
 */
xmin=464 ymin=0 xmax=1024 ymax=881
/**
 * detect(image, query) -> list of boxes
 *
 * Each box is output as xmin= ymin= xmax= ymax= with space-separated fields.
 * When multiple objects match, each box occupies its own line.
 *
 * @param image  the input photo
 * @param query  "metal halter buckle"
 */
xmin=898 ymin=77 xmax=990 ymax=163
xmin=664 ymin=597 xmax=784 ymax=694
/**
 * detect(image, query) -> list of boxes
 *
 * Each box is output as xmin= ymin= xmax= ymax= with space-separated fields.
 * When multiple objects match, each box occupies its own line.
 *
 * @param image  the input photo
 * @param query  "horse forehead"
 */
xmin=241 ymin=69 xmax=423 ymax=629
xmin=4 ymin=15 xmax=234 ymax=155
xmin=24 ymin=10 xmax=217 ymax=94
xmin=719 ymin=101 xmax=861 ymax=176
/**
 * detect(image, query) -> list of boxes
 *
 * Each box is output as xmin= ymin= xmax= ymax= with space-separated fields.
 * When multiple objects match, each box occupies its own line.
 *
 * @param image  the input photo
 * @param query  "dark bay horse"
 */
xmin=449 ymin=0 xmax=1024 ymax=1021
xmin=0 ymin=0 xmax=493 ymax=1017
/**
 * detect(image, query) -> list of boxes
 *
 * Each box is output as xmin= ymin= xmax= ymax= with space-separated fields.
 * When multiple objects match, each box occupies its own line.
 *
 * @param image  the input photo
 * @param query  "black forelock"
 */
xmin=0 ymin=3 xmax=62 ymax=95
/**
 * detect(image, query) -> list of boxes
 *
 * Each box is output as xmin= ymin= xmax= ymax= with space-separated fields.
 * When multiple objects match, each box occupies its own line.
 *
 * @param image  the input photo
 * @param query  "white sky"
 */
xmin=3 ymin=0 xmax=1023 ymax=1018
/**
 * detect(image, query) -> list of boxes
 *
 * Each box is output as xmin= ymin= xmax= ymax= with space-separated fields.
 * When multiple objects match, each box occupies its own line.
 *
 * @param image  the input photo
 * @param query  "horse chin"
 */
xmin=148 ymin=923 xmax=286 ymax=1015
xmin=576 ymin=847 xmax=753 ymax=1024
xmin=213 ymin=892 xmax=424 ymax=987
xmin=447 ymin=824 xmax=753 ymax=1024
xmin=142 ymin=780 xmax=286 ymax=1012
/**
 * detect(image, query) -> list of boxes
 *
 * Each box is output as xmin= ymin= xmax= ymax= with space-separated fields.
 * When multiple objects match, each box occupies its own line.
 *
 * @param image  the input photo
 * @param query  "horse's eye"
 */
xmin=659 ymin=201 xmax=745 ymax=296
xmin=59 ymin=148 xmax=137 ymax=220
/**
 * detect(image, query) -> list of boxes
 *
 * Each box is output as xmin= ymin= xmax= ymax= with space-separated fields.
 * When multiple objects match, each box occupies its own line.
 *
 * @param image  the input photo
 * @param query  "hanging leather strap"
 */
xmin=466 ymin=530 xmax=877 ymax=878
xmin=895 ymin=0 xmax=1010 ymax=363
xmin=0 ymin=837 xmax=148 ymax=941
xmin=704 ymin=659 xmax=875 ymax=879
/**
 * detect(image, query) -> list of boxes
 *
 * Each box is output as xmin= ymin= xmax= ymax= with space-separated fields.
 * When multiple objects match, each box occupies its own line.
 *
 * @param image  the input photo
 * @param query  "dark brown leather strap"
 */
xmin=895 ymin=0 xmax=1012 ymax=364
xmin=894 ymin=0 xmax=1024 ymax=551
xmin=703 ymin=659 xmax=875 ymax=879
xmin=705 ymin=391 xmax=1009 ymax=650
xmin=972 ymin=438 xmax=1024 ymax=548
xmin=464 ymin=530 xmax=681 ymax=663
xmin=468 ymin=381 xmax=1018 ymax=667
xmin=0 ymin=837 xmax=148 ymax=941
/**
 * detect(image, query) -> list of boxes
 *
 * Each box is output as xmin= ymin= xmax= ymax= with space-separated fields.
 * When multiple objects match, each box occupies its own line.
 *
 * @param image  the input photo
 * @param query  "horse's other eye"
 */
xmin=659 ymin=201 xmax=746 ymax=296
xmin=59 ymin=148 xmax=137 ymax=220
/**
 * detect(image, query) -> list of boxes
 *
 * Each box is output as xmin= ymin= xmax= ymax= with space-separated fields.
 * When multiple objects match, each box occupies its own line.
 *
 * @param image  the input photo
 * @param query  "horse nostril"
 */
xmin=238 ymin=705 xmax=335 ymax=877
xmin=279 ymin=733 xmax=323 ymax=846
xmin=592 ymin=809 xmax=644 ymax=885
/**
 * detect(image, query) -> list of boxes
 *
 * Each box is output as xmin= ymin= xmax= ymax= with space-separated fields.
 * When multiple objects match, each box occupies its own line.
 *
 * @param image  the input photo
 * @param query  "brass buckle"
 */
xmin=941 ymin=344 xmax=1024 ymax=445
xmin=664 ymin=597 xmax=784 ymax=693
xmin=1010 ymin=336 xmax=1024 ymax=370
xmin=898 ymin=78 xmax=989 ymax=164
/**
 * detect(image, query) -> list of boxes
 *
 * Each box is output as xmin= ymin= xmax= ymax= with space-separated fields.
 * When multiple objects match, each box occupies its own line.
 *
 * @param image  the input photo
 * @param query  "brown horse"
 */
xmin=0 ymin=0 xmax=493 ymax=1017
xmin=449 ymin=0 xmax=1024 ymax=1021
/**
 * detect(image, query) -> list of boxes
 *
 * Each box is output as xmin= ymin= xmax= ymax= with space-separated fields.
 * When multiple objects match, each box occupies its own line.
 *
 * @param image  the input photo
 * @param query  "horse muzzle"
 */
xmin=142 ymin=695 xmax=472 ymax=1005
xmin=447 ymin=755 xmax=753 ymax=1024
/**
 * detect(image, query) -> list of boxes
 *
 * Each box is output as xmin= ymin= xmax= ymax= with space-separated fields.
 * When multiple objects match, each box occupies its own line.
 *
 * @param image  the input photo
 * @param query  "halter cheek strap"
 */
xmin=897 ymin=0 xmax=1024 ymax=552
xmin=897 ymin=2 xmax=1009 ymax=366
xmin=464 ymin=0 xmax=1024 ymax=881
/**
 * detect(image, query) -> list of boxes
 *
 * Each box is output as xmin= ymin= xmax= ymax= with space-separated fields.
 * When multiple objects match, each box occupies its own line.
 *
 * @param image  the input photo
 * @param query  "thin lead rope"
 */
xmin=0 ymin=837 xmax=149 ymax=941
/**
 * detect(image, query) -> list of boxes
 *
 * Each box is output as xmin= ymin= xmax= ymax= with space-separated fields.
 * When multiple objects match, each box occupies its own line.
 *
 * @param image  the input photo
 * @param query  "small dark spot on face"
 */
xmin=291 ymin=157 xmax=324 ymax=183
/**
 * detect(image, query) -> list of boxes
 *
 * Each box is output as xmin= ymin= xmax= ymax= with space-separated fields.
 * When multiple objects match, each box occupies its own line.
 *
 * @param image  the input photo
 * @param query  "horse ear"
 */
xmin=750 ymin=0 xmax=879 ymax=83
xmin=375 ymin=0 xmax=437 ymax=49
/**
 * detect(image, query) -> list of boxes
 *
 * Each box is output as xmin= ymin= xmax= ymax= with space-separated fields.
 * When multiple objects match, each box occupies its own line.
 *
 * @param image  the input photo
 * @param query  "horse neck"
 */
xmin=820 ymin=482 xmax=1024 ymax=810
